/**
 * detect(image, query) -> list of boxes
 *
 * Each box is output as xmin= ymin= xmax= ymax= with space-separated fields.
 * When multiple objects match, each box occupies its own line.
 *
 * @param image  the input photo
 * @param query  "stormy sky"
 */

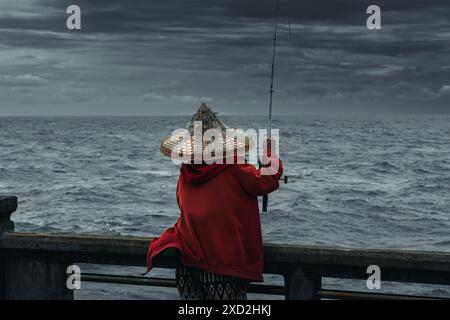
xmin=0 ymin=0 xmax=449 ymax=116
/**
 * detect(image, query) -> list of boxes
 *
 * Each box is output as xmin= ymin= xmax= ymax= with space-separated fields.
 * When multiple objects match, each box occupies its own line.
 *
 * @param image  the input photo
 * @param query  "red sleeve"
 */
xmin=233 ymin=155 xmax=283 ymax=197
xmin=176 ymin=177 xmax=182 ymax=211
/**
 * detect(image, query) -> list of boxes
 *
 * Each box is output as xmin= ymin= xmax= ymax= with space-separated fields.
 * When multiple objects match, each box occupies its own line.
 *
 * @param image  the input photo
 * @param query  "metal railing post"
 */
xmin=0 ymin=196 xmax=17 ymax=234
xmin=0 ymin=196 xmax=73 ymax=300
xmin=284 ymin=267 xmax=321 ymax=300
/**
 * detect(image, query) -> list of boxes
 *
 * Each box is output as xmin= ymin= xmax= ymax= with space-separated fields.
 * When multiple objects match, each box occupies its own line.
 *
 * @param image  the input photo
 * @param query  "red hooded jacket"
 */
xmin=145 ymin=156 xmax=283 ymax=282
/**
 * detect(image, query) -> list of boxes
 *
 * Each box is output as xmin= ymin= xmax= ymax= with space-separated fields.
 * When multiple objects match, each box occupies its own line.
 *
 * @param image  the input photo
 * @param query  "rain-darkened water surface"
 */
xmin=1 ymin=115 xmax=449 ymax=299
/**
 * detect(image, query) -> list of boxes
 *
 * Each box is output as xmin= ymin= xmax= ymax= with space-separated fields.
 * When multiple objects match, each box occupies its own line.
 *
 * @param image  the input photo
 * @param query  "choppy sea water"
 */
xmin=1 ymin=115 xmax=449 ymax=299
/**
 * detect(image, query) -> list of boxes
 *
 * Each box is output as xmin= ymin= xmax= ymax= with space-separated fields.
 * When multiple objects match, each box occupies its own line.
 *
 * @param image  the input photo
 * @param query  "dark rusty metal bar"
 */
xmin=79 ymin=273 xmax=448 ymax=300
xmin=80 ymin=273 xmax=286 ymax=296
xmin=317 ymin=289 xmax=444 ymax=300
xmin=82 ymin=273 xmax=177 ymax=288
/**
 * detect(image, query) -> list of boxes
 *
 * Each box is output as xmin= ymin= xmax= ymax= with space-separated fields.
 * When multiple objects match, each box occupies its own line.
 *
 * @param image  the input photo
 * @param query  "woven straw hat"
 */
xmin=160 ymin=103 xmax=254 ymax=162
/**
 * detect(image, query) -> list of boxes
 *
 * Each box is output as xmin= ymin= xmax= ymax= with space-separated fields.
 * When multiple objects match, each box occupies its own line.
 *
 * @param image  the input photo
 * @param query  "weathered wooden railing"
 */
xmin=1 ymin=196 xmax=450 ymax=300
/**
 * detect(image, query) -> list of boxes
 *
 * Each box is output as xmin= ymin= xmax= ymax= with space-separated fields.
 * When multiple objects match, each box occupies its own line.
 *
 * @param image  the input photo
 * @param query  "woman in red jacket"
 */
xmin=146 ymin=104 xmax=283 ymax=300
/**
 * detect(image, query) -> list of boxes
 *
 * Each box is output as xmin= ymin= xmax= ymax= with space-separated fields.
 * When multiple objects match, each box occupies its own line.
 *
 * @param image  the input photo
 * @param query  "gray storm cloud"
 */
xmin=0 ymin=0 xmax=449 ymax=115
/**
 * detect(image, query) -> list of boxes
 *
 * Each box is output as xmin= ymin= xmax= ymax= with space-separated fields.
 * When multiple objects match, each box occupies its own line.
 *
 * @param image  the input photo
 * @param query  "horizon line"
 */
xmin=0 ymin=112 xmax=449 ymax=118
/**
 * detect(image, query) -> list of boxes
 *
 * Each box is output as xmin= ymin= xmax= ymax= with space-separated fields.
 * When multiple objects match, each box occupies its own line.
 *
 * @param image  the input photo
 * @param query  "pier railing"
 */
xmin=1 ymin=196 xmax=449 ymax=300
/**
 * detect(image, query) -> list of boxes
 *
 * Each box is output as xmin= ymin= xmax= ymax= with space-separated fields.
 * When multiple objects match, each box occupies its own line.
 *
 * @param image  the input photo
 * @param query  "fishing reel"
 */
xmin=262 ymin=174 xmax=288 ymax=213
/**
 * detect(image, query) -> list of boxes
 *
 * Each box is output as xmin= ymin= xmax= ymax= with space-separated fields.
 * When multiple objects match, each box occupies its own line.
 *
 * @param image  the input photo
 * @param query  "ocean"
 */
xmin=1 ymin=115 xmax=449 ymax=299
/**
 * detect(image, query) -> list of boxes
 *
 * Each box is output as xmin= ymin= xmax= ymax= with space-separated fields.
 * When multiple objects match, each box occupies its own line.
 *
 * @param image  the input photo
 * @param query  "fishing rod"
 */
xmin=262 ymin=0 xmax=280 ymax=213
xmin=267 ymin=0 xmax=279 ymax=137
xmin=261 ymin=0 xmax=290 ymax=212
